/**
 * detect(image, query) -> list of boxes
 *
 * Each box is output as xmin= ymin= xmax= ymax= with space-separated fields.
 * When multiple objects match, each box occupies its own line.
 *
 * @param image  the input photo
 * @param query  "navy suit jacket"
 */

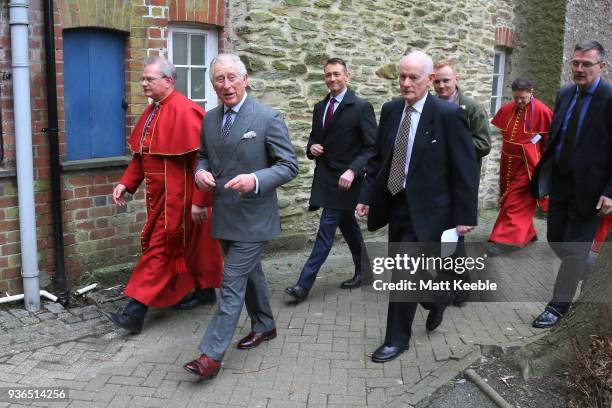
xmin=360 ymin=93 xmax=479 ymax=242
xmin=307 ymin=88 xmax=377 ymax=210
xmin=531 ymin=79 xmax=612 ymax=217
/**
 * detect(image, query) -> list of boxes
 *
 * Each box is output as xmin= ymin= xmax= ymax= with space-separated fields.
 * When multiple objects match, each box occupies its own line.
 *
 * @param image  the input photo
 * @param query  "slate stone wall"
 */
xmin=225 ymin=0 xmax=505 ymax=238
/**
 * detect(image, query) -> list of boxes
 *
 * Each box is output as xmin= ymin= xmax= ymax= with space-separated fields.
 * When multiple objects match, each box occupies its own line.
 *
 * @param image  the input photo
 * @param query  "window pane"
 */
xmin=491 ymin=75 xmax=499 ymax=95
xmin=176 ymin=67 xmax=188 ymax=95
xmin=197 ymin=101 xmax=206 ymax=111
xmin=191 ymin=35 xmax=206 ymax=66
xmin=493 ymin=53 xmax=500 ymax=74
xmin=191 ymin=68 xmax=206 ymax=99
xmin=173 ymin=33 xmax=188 ymax=65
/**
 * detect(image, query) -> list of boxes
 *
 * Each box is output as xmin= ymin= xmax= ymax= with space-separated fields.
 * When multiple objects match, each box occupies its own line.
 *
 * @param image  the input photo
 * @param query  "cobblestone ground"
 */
xmin=0 ymin=211 xmax=551 ymax=407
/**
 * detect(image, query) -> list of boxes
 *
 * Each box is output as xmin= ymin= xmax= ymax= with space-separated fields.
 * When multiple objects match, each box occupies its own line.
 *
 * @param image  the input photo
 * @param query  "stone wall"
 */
xmin=503 ymin=0 xmax=566 ymax=108
xmin=226 ymin=0 xmax=502 ymax=236
xmin=561 ymin=0 xmax=611 ymax=85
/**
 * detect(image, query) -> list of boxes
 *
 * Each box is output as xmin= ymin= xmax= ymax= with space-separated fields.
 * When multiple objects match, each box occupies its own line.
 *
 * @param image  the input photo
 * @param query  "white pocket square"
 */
xmin=242 ymin=131 xmax=257 ymax=139
xmin=430 ymin=139 xmax=437 ymax=143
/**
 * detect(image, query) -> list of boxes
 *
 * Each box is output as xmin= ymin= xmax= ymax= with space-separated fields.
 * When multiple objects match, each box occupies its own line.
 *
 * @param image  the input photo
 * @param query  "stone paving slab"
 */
xmin=0 ymin=211 xmax=553 ymax=407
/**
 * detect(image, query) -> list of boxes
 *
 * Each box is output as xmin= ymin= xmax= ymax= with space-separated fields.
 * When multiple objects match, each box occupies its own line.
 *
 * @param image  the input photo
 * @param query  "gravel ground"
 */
xmin=416 ymin=378 xmax=498 ymax=408
xmin=421 ymin=351 xmax=570 ymax=408
xmin=473 ymin=353 xmax=569 ymax=408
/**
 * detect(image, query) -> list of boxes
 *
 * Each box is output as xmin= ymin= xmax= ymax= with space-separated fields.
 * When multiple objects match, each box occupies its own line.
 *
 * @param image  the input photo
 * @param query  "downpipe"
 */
xmin=9 ymin=0 xmax=40 ymax=311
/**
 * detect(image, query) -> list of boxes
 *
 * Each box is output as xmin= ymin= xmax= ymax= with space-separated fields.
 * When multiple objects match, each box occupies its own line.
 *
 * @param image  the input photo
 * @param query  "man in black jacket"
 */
xmin=531 ymin=40 xmax=612 ymax=328
xmin=286 ymin=58 xmax=377 ymax=302
xmin=357 ymin=51 xmax=478 ymax=363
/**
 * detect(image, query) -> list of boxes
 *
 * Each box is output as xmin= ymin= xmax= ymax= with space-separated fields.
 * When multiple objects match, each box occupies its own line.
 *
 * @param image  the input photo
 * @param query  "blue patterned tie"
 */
xmin=221 ymin=109 xmax=235 ymax=142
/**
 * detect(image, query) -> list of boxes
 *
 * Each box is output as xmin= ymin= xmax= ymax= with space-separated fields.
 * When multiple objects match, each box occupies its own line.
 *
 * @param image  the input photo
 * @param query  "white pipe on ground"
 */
xmin=0 ymin=290 xmax=58 ymax=305
xmin=75 ymin=283 xmax=97 ymax=296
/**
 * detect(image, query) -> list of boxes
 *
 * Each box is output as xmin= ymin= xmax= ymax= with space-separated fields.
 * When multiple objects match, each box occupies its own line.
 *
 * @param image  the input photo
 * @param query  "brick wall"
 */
xmin=0 ymin=0 xmax=223 ymax=295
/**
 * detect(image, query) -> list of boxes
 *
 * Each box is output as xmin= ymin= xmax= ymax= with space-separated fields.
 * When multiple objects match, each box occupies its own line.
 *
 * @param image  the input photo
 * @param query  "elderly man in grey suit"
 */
xmin=183 ymin=53 xmax=299 ymax=379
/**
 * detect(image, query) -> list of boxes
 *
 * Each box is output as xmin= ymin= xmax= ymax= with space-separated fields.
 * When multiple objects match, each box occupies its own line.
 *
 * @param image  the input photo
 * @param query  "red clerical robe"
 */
xmin=120 ymin=91 xmax=222 ymax=308
xmin=489 ymin=98 xmax=553 ymax=247
xmin=592 ymin=214 xmax=612 ymax=253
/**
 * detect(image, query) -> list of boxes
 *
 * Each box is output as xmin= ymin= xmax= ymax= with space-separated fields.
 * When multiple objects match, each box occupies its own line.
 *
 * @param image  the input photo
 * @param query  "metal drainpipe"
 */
xmin=43 ymin=0 xmax=69 ymax=306
xmin=9 ymin=0 xmax=40 ymax=312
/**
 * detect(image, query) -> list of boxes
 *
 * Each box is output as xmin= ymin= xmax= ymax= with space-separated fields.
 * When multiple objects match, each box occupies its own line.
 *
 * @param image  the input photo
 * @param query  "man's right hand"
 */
xmin=113 ymin=184 xmax=127 ymax=206
xmin=356 ymin=203 xmax=369 ymax=217
xmin=195 ymin=170 xmax=216 ymax=191
xmin=310 ymin=144 xmax=324 ymax=157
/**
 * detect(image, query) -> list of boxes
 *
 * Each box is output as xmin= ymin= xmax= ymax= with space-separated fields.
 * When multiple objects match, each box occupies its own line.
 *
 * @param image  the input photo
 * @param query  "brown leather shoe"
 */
xmin=237 ymin=328 xmax=277 ymax=349
xmin=183 ymin=354 xmax=221 ymax=379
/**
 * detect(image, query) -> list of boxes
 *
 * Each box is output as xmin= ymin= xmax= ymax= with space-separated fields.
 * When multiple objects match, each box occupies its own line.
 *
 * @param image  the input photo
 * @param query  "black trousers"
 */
xmin=384 ymin=192 xmax=451 ymax=346
xmin=546 ymin=168 xmax=600 ymax=315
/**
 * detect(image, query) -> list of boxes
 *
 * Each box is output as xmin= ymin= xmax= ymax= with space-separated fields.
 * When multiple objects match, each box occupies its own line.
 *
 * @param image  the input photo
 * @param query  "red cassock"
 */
xmin=592 ymin=214 xmax=612 ymax=253
xmin=489 ymin=98 xmax=553 ymax=247
xmin=120 ymin=91 xmax=223 ymax=308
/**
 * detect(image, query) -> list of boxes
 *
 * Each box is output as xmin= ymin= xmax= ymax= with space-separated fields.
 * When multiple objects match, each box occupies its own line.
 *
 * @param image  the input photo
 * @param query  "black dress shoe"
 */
xmin=105 ymin=312 xmax=143 ymax=334
xmin=371 ymin=344 xmax=408 ymax=363
xmin=340 ymin=275 xmax=362 ymax=289
xmin=285 ymin=285 xmax=309 ymax=302
xmin=425 ymin=305 xmax=446 ymax=331
xmin=174 ymin=288 xmax=216 ymax=310
xmin=532 ymin=310 xmax=561 ymax=328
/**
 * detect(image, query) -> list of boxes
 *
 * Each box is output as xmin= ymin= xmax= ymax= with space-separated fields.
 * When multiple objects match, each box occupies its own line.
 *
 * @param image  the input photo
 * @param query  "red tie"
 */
xmin=324 ymin=97 xmax=336 ymax=128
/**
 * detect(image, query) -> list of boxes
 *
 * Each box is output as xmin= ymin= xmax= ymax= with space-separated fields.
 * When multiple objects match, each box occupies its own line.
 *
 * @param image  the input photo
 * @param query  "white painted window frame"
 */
xmin=168 ymin=26 xmax=218 ymax=110
xmin=490 ymin=48 xmax=506 ymax=116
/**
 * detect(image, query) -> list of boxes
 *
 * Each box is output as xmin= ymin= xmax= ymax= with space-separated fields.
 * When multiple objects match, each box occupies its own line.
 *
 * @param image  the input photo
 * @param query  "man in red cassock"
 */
xmin=106 ymin=56 xmax=223 ymax=333
xmin=487 ymin=78 xmax=553 ymax=255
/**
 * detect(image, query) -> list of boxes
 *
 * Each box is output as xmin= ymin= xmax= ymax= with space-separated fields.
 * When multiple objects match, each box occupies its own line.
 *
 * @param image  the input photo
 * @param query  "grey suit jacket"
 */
xmin=197 ymin=96 xmax=299 ymax=242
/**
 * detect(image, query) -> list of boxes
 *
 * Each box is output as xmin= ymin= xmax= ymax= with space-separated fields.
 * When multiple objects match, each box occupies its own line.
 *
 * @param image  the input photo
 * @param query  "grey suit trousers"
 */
xmin=199 ymin=240 xmax=275 ymax=361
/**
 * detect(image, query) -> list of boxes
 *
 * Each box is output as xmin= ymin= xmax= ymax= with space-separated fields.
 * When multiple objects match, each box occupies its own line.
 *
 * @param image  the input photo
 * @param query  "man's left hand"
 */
xmin=225 ymin=174 xmax=256 ymax=194
xmin=596 ymin=195 xmax=612 ymax=215
xmin=456 ymin=225 xmax=475 ymax=236
xmin=338 ymin=169 xmax=356 ymax=191
xmin=191 ymin=205 xmax=208 ymax=224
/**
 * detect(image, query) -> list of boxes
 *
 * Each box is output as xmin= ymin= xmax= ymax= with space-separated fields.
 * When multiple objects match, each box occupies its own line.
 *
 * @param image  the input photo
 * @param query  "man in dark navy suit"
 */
xmin=531 ymin=40 xmax=612 ymax=328
xmin=286 ymin=58 xmax=377 ymax=302
xmin=357 ymin=51 xmax=479 ymax=363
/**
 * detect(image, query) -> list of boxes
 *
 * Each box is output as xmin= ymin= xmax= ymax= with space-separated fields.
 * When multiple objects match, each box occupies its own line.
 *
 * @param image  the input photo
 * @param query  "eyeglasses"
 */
xmin=571 ymin=60 xmax=603 ymax=68
xmin=139 ymin=76 xmax=165 ymax=83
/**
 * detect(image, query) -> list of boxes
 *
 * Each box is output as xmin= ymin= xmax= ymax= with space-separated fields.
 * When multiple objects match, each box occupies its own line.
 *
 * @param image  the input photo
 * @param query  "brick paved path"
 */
xmin=0 ymin=212 xmax=550 ymax=407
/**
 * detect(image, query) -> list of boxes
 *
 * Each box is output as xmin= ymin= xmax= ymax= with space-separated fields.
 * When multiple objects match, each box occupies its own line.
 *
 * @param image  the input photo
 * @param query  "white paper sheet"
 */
xmin=440 ymin=228 xmax=459 ymax=258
